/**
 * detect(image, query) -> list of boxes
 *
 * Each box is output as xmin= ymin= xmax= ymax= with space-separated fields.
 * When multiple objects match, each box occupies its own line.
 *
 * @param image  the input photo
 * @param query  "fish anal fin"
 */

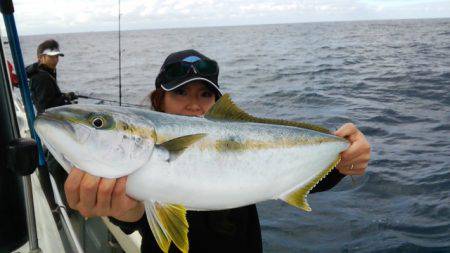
xmin=280 ymin=186 xmax=312 ymax=212
xmin=144 ymin=201 xmax=189 ymax=253
xmin=279 ymin=156 xmax=342 ymax=211
xmin=205 ymin=94 xmax=331 ymax=133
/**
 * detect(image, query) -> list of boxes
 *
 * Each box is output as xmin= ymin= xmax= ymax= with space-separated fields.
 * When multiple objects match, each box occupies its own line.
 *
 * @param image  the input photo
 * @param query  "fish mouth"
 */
xmin=37 ymin=111 xmax=77 ymax=138
xmin=35 ymin=112 xmax=82 ymax=172
xmin=38 ymin=110 xmax=69 ymax=123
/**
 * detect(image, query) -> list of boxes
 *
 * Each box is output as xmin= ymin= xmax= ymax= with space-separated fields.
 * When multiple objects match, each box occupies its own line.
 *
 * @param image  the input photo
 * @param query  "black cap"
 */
xmin=37 ymin=39 xmax=64 ymax=57
xmin=155 ymin=49 xmax=222 ymax=97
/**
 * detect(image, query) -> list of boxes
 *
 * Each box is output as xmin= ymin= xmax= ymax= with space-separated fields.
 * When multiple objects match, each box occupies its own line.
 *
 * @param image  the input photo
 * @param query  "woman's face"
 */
xmin=162 ymin=82 xmax=216 ymax=117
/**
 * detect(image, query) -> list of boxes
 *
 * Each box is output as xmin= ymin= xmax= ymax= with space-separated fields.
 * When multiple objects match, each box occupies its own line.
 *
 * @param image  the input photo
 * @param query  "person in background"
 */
xmin=26 ymin=39 xmax=78 ymax=200
xmin=26 ymin=39 xmax=77 ymax=114
xmin=64 ymin=50 xmax=371 ymax=252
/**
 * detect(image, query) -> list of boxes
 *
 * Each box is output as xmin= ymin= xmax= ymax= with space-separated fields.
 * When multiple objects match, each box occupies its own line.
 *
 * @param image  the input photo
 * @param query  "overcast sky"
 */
xmin=7 ymin=0 xmax=450 ymax=35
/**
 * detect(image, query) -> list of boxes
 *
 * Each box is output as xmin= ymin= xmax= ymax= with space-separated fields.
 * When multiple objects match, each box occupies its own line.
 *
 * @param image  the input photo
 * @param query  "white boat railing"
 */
xmin=49 ymin=174 xmax=85 ymax=253
xmin=22 ymin=175 xmax=41 ymax=253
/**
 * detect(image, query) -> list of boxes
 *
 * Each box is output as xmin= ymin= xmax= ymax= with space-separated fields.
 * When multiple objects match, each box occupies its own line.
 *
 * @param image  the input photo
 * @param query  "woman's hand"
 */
xmin=334 ymin=123 xmax=371 ymax=176
xmin=64 ymin=168 xmax=145 ymax=222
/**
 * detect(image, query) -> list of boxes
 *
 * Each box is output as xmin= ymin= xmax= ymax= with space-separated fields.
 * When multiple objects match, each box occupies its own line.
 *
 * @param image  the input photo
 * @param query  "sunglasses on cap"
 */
xmin=162 ymin=56 xmax=218 ymax=81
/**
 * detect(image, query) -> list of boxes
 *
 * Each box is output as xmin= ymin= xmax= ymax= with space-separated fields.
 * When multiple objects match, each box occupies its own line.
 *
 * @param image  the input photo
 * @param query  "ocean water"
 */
xmin=11 ymin=18 xmax=450 ymax=252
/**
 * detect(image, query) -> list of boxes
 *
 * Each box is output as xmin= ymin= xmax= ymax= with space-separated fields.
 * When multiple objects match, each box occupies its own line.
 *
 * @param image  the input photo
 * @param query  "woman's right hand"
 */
xmin=64 ymin=167 xmax=145 ymax=222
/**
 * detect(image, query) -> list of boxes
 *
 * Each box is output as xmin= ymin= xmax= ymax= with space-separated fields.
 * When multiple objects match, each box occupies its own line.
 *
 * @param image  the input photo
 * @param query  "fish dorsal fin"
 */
xmin=279 ymin=156 xmax=341 ymax=211
xmin=205 ymin=94 xmax=255 ymax=122
xmin=144 ymin=201 xmax=189 ymax=253
xmin=205 ymin=94 xmax=331 ymax=134
xmin=158 ymin=133 xmax=207 ymax=161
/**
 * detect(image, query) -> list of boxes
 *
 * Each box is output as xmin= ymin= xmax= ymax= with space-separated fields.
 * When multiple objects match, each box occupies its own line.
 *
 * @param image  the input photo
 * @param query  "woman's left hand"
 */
xmin=334 ymin=123 xmax=371 ymax=176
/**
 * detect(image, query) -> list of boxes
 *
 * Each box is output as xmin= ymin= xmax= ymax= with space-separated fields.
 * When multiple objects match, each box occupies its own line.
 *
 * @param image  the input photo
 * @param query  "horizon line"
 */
xmin=13 ymin=16 xmax=450 ymax=37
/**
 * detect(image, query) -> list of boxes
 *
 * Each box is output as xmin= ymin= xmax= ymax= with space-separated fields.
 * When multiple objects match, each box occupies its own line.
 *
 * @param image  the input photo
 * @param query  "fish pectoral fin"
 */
xmin=144 ymin=201 xmax=189 ymax=253
xmin=158 ymin=133 xmax=207 ymax=161
xmin=205 ymin=94 xmax=330 ymax=133
xmin=159 ymin=133 xmax=207 ymax=152
xmin=279 ymin=156 xmax=341 ymax=211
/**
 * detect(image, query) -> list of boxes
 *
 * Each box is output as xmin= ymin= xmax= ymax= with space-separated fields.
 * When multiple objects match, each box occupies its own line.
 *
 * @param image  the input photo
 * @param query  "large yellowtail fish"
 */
xmin=35 ymin=94 xmax=349 ymax=253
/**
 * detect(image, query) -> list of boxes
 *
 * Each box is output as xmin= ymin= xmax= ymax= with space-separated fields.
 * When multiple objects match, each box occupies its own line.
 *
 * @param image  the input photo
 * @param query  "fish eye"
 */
xmin=92 ymin=117 xmax=104 ymax=129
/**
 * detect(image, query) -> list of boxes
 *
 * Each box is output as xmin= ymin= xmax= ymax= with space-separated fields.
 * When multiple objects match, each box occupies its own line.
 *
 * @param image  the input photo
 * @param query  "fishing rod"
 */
xmin=1 ymin=1 xmax=84 ymax=252
xmin=1 ymin=1 xmax=45 ymax=252
xmin=118 ymin=0 xmax=122 ymax=106
xmin=77 ymin=94 xmax=145 ymax=108
xmin=1 ymin=1 xmax=45 ymax=167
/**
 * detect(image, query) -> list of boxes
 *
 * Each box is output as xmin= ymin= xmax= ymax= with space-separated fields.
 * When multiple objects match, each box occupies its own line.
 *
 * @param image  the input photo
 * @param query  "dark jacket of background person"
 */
xmin=26 ymin=62 xmax=72 ymax=114
xmin=110 ymin=169 xmax=345 ymax=253
xmin=25 ymin=61 xmax=74 ymax=203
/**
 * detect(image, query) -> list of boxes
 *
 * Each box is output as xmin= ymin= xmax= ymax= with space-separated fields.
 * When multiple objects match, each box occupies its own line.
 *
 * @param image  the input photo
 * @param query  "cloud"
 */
xmin=6 ymin=0 xmax=450 ymax=35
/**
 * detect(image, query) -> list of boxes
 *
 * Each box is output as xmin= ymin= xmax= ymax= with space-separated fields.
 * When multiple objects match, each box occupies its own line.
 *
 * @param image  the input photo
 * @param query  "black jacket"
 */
xmin=110 ymin=169 xmax=345 ymax=253
xmin=26 ymin=62 xmax=70 ymax=113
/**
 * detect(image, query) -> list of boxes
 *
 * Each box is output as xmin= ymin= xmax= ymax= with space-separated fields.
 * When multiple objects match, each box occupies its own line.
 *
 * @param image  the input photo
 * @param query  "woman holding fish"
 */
xmin=61 ymin=50 xmax=371 ymax=252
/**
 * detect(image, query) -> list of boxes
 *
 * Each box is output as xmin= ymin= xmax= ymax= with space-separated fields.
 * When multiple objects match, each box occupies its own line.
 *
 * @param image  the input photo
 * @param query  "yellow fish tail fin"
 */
xmin=144 ymin=201 xmax=189 ymax=253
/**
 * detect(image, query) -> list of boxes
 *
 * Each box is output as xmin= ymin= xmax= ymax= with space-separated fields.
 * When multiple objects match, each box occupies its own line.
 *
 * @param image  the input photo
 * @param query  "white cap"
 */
xmin=41 ymin=48 xmax=64 ymax=57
